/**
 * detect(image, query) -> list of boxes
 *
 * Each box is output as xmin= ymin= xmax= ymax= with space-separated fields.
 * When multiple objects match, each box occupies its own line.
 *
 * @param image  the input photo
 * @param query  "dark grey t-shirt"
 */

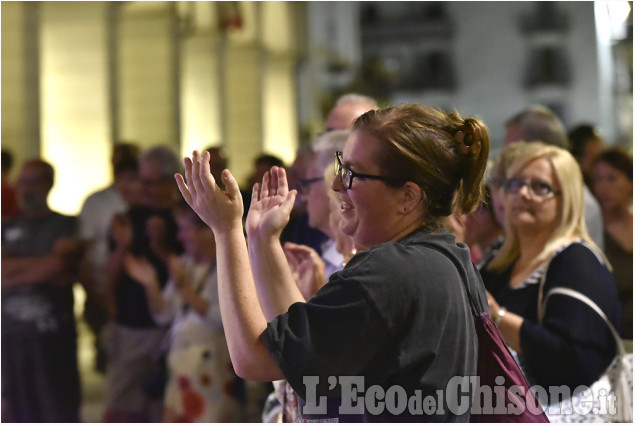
xmin=2 ymin=212 xmax=78 ymax=335
xmin=262 ymin=229 xmax=488 ymax=422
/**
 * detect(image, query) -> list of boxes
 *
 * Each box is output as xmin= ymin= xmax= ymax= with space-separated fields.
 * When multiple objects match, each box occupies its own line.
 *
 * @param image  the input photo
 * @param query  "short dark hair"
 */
xmin=255 ymin=154 xmax=284 ymax=168
xmin=1 ymin=149 xmax=13 ymax=173
xmin=22 ymin=159 xmax=55 ymax=187
xmin=594 ymin=147 xmax=632 ymax=181
xmin=568 ymin=124 xmax=604 ymax=159
xmin=114 ymin=157 xmax=139 ymax=178
xmin=506 ymin=105 xmax=569 ymax=149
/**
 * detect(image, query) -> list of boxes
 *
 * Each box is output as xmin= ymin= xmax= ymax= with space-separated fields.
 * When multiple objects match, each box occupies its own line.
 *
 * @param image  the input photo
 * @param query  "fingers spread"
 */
xmin=260 ymin=170 xmax=270 ymax=200
xmin=183 ymin=157 xmax=196 ymax=198
xmin=270 ymin=166 xmax=279 ymax=196
xmin=251 ymin=182 xmax=260 ymax=206
xmin=200 ymin=150 xmax=217 ymax=192
xmin=276 ymin=166 xmax=289 ymax=197
xmin=175 ymin=173 xmax=193 ymax=206
xmin=222 ymin=169 xmax=241 ymax=201
xmin=191 ymin=150 xmax=206 ymax=200
xmin=279 ymin=189 xmax=297 ymax=216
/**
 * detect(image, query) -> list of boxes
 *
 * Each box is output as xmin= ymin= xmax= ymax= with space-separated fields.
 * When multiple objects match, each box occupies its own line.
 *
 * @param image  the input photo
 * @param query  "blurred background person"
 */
xmin=464 ymin=184 xmax=504 ymax=267
xmin=481 ymin=143 xmax=619 ymax=401
xmin=280 ymin=93 xmax=378 ymax=259
xmin=299 ymin=130 xmax=349 ymax=277
xmin=468 ymin=148 xmax=526 ymax=269
xmin=284 ymin=161 xmax=358 ymax=303
xmin=279 ymin=144 xmax=328 ymax=255
xmin=568 ymin=123 xmax=607 ymax=189
xmin=79 ymin=142 xmax=140 ymax=373
xmin=1 ymin=149 xmax=21 ymax=221
xmin=2 ymin=159 xmax=84 ymax=422
xmin=102 ymin=145 xmax=183 ymax=422
xmin=503 ymin=105 xmax=604 ymax=250
xmin=246 ymin=154 xmax=285 ymax=189
xmin=125 ymin=201 xmax=243 ymax=422
xmin=324 ymin=93 xmax=378 ymax=131
xmin=592 ymin=147 xmax=633 ymax=340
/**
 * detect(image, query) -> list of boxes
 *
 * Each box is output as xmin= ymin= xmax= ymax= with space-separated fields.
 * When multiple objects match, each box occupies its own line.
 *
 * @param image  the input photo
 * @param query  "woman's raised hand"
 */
xmin=245 ymin=166 xmax=297 ymax=240
xmin=175 ymin=150 xmax=243 ymax=235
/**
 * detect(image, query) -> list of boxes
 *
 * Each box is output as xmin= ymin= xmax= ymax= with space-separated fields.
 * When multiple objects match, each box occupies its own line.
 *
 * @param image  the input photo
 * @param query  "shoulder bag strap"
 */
xmin=536 ymin=257 xmax=552 ymax=322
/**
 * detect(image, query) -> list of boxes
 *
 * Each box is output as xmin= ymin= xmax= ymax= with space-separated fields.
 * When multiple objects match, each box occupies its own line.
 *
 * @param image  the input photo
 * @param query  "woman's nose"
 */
xmin=517 ymin=182 xmax=532 ymax=198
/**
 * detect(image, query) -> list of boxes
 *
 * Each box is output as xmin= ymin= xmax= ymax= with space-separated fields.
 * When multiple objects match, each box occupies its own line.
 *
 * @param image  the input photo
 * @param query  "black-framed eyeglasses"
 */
xmin=502 ymin=178 xmax=561 ymax=198
xmin=334 ymin=151 xmax=402 ymax=189
xmin=297 ymin=177 xmax=324 ymax=194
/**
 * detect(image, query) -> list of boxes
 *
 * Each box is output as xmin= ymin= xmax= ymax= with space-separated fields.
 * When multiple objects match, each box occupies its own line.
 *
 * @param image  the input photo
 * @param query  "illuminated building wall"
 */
xmin=40 ymin=2 xmax=112 ymax=215
xmin=1 ymin=1 xmax=302 ymax=214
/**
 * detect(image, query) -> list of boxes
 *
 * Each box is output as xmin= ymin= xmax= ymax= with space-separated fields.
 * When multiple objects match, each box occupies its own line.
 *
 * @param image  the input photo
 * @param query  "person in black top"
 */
xmin=102 ymin=145 xmax=183 ymax=422
xmin=176 ymin=104 xmax=491 ymax=421
xmin=481 ymin=142 xmax=620 ymax=396
xmin=591 ymin=148 xmax=632 ymax=339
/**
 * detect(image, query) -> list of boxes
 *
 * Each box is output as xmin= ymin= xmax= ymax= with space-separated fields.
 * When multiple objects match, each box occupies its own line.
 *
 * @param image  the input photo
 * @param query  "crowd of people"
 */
xmin=1 ymin=94 xmax=632 ymax=422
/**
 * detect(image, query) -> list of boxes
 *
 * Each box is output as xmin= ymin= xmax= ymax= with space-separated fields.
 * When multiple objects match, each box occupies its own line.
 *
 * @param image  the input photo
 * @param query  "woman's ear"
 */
xmin=400 ymin=182 xmax=423 ymax=214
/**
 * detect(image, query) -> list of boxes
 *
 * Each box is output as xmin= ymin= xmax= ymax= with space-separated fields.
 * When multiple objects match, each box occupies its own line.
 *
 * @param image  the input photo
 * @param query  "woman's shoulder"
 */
xmin=542 ymin=241 xmax=620 ymax=327
xmin=348 ymin=231 xmax=465 ymax=271
xmin=545 ymin=241 xmax=615 ymax=292
xmin=551 ymin=240 xmax=608 ymax=270
xmin=339 ymin=231 xmax=473 ymax=301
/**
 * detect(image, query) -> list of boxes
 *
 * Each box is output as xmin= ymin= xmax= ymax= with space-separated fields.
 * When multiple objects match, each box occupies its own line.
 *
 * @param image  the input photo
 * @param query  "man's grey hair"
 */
xmin=334 ymin=93 xmax=379 ymax=109
xmin=506 ymin=105 xmax=569 ymax=149
xmin=140 ymin=145 xmax=183 ymax=179
xmin=312 ymin=130 xmax=350 ymax=172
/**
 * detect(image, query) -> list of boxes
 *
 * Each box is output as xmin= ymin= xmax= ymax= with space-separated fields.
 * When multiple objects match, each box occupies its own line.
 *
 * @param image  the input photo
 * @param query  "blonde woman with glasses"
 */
xmin=481 ymin=142 xmax=620 ymax=404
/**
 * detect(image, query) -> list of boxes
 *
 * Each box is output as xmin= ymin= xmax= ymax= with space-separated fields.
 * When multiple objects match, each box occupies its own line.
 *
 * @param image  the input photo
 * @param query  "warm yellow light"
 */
xmin=181 ymin=34 xmax=222 ymax=157
xmin=263 ymin=57 xmax=297 ymax=166
xmin=40 ymin=3 xmax=111 ymax=216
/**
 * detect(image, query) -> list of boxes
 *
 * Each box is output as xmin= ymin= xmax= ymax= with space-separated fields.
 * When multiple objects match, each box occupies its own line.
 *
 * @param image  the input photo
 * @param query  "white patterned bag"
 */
xmin=539 ymin=287 xmax=633 ymax=423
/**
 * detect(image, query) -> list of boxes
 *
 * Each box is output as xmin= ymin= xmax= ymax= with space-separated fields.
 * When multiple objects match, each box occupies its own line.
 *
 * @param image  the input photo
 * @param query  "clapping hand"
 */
xmin=284 ymin=242 xmax=326 ymax=301
xmin=167 ymin=255 xmax=187 ymax=289
xmin=175 ymin=150 xmax=243 ymax=235
xmin=245 ymin=166 xmax=297 ymax=240
xmin=123 ymin=253 xmax=159 ymax=289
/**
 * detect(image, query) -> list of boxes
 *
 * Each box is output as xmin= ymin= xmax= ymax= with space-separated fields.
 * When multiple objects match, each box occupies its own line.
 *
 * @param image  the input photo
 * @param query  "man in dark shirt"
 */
xmin=103 ymin=146 xmax=183 ymax=422
xmin=1 ymin=159 xmax=83 ymax=422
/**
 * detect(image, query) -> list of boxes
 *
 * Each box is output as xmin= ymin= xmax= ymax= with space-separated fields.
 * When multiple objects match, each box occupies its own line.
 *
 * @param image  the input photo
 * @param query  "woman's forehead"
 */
xmin=509 ymin=156 xmax=554 ymax=178
xmin=342 ymin=131 xmax=378 ymax=164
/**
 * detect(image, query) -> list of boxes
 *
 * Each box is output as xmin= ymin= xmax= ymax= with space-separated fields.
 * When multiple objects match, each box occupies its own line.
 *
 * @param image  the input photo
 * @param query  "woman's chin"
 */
xmin=340 ymin=219 xmax=357 ymax=239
